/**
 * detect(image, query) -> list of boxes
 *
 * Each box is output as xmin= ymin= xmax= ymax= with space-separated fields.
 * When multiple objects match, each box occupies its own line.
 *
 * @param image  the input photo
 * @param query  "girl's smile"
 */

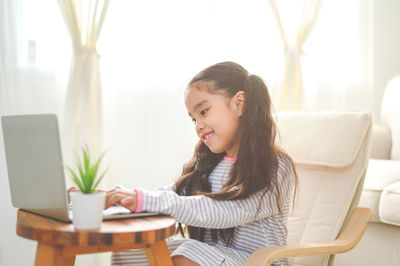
xmin=201 ymin=131 xmax=214 ymax=144
xmin=185 ymin=82 xmax=245 ymax=157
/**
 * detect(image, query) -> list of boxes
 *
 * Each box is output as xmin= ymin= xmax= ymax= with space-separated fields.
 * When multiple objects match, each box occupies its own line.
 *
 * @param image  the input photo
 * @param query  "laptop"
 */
xmin=1 ymin=114 xmax=159 ymax=222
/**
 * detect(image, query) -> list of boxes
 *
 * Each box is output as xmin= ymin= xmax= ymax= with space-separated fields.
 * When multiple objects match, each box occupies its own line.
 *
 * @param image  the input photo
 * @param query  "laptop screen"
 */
xmin=1 ymin=114 xmax=68 ymax=210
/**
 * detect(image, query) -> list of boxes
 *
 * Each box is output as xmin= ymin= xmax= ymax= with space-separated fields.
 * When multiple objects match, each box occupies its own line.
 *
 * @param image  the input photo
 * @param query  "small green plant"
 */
xmin=67 ymin=145 xmax=107 ymax=194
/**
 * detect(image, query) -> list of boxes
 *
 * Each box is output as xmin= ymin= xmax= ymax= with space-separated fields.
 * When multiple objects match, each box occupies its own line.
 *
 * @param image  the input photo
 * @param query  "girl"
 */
xmin=107 ymin=61 xmax=296 ymax=266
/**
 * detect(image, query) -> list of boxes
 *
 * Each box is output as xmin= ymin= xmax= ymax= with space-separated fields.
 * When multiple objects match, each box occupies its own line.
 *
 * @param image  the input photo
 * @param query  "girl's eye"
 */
xmin=200 ymin=109 xmax=208 ymax=116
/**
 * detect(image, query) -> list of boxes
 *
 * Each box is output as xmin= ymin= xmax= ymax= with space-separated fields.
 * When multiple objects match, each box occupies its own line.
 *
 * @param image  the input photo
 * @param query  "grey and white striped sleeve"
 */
xmin=154 ymin=183 xmax=175 ymax=192
xmin=112 ymin=183 xmax=175 ymax=192
xmin=140 ymin=160 xmax=294 ymax=229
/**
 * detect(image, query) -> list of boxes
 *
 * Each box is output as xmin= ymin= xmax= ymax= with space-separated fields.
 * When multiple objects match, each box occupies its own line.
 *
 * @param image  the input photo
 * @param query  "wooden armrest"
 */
xmin=245 ymin=207 xmax=373 ymax=266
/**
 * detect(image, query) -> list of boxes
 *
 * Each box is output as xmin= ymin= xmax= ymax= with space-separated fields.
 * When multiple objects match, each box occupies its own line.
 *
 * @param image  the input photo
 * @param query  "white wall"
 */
xmin=372 ymin=0 xmax=400 ymax=121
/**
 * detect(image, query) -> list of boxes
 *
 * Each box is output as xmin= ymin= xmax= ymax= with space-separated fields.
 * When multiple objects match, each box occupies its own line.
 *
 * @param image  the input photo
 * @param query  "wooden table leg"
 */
xmin=145 ymin=240 xmax=173 ymax=266
xmin=35 ymin=243 xmax=76 ymax=266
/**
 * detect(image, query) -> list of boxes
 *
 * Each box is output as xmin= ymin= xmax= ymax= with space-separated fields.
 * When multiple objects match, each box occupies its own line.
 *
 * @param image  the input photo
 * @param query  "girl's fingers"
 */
xmin=105 ymin=190 xmax=137 ymax=212
xmin=68 ymin=186 xmax=79 ymax=192
xmin=67 ymin=187 xmax=80 ymax=203
xmin=105 ymin=191 xmax=131 ymax=208
xmin=105 ymin=192 xmax=124 ymax=208
xmin=68 ymin=187 xmax=134 ymax=209
xmin=105 ymin=194 xmax=122 ymax=209
xmin=119 ymin=197 xmax=136 ymax=212
xmin=106 ymin=189 xmax=134 ymax=197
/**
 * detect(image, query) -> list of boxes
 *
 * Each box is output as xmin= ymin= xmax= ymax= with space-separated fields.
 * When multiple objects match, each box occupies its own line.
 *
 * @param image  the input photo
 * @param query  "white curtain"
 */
xmin=301 ymin=0 xmax=374 ymax=116
xmin=0 ymin=0 xmax=71 ymax=265
xmin=58 ymin=0 xmax=110 ymax=163
xmin=0 ymin=2 xmax=36 ymax=266
xmin=0 ymin=0 xmax=18 ymax=115
xmin=270 ymin=0 xmax=322 ymax=110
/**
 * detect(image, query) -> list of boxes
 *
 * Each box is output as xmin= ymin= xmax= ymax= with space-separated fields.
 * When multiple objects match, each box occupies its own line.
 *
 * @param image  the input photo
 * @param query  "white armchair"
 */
xmin=335 ymin=75 xmax=400 ymax=265
xmin=246 ymin=111 xmax=373 ymax=266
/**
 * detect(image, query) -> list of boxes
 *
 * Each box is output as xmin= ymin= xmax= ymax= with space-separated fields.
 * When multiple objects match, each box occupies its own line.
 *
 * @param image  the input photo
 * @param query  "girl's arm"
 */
xmin=111 ymin=183 xmax=175 ymax=192
xmin=139 ymin=162 xmax=295 ymax=229
xmin=104 ymin=183 xmax=176 ymax=212
xmin=154 ymin=183 xmax=175 ymax=192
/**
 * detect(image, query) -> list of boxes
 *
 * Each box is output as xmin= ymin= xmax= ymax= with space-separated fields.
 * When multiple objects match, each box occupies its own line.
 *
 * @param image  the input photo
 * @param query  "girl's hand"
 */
xmin=67 ymin=186 xmax=80 ymax=203
xmin=67 ymin=187 xmax=106 ymax=203
xmin=105 ymin=189 xmax=137 ymax=212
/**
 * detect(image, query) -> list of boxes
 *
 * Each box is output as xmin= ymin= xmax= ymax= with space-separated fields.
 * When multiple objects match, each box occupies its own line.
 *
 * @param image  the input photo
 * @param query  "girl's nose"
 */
xmin=196 ymin=121 xmax=203 ymax=134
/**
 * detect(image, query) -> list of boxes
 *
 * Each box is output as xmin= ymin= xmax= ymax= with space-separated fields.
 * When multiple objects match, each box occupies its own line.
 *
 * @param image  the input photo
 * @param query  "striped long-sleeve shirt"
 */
xmin=112 ymin=156 xmax=294 ymax=266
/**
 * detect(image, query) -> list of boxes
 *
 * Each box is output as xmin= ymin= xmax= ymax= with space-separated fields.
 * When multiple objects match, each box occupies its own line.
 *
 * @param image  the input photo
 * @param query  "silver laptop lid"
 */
xmin=1 ymin=114 xmax=70 ymax=221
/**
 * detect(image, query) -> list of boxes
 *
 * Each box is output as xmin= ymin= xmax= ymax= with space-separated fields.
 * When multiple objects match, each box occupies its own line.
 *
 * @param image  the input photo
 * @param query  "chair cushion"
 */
xmin=359 ymin=159 xmax=400 ymax=222
xmin=276 ymin=111 xmax=370 ymax=167
xmin=380 ymin=181 xmax=400 ymax=226
xmin=276 ymin=111 xmax=372 ymax=266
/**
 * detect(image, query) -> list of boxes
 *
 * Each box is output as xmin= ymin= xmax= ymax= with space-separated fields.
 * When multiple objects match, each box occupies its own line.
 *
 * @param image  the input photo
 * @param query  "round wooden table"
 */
xmin=16 ymin=209 xmax=176 ymax=266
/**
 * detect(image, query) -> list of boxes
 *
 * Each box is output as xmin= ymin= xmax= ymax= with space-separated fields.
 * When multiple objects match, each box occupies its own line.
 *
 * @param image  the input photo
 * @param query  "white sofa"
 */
xmin=335 ymin=75 xmax=400 ymax=266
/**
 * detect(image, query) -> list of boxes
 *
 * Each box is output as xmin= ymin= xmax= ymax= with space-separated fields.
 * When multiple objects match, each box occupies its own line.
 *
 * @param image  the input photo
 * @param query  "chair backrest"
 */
xmin=381 ymin=75 xmax=400 ymax=160
xmin=275 ymin=111 xmax=372 ymax=266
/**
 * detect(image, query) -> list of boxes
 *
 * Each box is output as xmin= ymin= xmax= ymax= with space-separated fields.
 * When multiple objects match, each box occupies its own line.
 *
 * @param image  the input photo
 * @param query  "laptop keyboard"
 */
xmin=103 ymin=205 xmax=132 ymax=216
xmin=68 ymin=204 xmax=132 ymax=217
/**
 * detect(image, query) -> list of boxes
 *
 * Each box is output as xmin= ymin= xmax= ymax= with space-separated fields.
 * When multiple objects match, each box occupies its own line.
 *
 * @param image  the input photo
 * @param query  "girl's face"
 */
xmin=185 ymin=83 xmax=245 ymax=157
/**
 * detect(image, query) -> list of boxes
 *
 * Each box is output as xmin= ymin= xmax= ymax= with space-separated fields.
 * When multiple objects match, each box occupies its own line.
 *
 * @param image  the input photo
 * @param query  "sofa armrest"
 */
xmin=245 ymin=208 xmax=372 ymax=266
xmin=371 ymin=123 xmax=391 ymax=159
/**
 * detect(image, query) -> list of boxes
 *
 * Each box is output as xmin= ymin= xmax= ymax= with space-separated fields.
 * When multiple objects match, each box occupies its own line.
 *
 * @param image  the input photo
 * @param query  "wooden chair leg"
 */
xmin=35 ymin=243 xmax=76 ymax=266
xmin=145 ymin=240 xmax=173 ymax=266
xmin=59 ymin=256 xmax=76 ymax=266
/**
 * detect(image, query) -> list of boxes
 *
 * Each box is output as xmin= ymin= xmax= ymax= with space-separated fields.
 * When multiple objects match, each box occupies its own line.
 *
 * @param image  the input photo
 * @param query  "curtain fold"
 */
xmin=58 ymin=0 xmax=109 ymax=160
xmin=270 ymin=0 xmax=322 ymax=110
xmin=0 ymin=0 xmax=20 ymax=115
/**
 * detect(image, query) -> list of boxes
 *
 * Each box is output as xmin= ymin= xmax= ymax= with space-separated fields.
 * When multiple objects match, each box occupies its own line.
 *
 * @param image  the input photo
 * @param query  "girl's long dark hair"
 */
xmin=174 ymin=61 xmax=296 ymax=246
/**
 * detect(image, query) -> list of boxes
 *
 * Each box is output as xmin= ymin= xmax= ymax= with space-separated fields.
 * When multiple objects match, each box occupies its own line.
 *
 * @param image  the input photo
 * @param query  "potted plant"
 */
xmin=67 ymin=146 xmax=108 ymax=230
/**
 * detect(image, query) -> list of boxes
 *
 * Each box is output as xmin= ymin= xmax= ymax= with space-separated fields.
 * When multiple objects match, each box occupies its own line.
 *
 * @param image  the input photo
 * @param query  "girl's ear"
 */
xmin=231 ymin=91 xmax=245 ymax=117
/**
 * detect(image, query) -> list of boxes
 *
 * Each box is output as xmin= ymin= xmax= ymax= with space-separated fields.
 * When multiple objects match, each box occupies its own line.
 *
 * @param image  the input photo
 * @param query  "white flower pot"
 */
xmin=70 ymin=191 xmax=106 ymax=230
